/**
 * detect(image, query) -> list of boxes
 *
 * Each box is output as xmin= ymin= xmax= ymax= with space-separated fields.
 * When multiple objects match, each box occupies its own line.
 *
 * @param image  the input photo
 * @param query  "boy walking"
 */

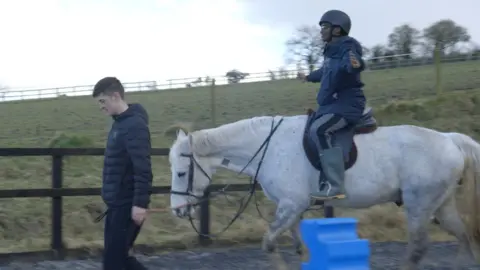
xmin=92 ymin=77 xmax=152 ymax=270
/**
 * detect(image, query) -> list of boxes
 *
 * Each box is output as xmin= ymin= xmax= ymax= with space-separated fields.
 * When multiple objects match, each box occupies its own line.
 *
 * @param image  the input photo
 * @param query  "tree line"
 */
xmin=285 ymin=19 xmax=479 ymax=72
xmin=227 ymin=18 xmax=480 ymax=84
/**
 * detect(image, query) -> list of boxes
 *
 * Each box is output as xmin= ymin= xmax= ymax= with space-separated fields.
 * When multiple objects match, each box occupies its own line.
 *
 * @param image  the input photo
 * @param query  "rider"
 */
xmin=301 ymin=10 xmax=366 ymax=200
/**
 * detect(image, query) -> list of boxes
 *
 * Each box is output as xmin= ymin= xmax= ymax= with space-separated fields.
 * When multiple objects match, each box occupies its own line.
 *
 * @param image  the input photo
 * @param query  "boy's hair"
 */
xmin=92 ymin=77 xmax=125 ymax=98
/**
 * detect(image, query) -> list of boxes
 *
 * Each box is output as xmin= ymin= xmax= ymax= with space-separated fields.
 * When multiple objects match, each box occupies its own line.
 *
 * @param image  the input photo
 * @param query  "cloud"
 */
xmin=241 ymin=0 xmax=480 ymax=47
xmin=0 ymin=0 xmax=284 ymax=88
xmin=2 ymin=0 xmax=478 ymax=89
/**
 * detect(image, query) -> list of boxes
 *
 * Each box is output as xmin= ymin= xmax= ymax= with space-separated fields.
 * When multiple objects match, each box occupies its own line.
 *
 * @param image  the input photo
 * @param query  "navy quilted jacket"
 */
xmin=101 ymin=103 xmax=152 ymax=209
xmin=306 ymin=36 xmax=366 ymax=124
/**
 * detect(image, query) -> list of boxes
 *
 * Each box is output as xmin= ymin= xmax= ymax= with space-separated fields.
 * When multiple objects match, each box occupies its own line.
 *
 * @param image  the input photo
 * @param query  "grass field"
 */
xmin=0 ymin=60 xmax=479 ymax=253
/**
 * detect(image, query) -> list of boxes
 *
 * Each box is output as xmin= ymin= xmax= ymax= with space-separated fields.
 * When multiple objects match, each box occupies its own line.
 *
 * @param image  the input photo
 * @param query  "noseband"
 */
xmin=170 ymin=153 xmax=211 ymax=200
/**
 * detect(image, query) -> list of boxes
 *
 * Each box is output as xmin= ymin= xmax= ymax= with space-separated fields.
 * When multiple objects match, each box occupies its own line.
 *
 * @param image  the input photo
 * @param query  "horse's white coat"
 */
xmin=168 ymin=114 xmax=480 ymax=270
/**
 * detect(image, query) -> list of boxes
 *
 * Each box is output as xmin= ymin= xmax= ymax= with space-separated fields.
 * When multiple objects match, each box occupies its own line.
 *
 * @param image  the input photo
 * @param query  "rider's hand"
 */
xmin=349 ymin=51 xmax=361 ymax=68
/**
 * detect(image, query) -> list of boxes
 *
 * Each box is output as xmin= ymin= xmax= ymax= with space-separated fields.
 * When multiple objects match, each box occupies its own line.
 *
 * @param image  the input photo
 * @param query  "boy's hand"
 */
xmin=131 ymin=206 xmax=147 ymax=225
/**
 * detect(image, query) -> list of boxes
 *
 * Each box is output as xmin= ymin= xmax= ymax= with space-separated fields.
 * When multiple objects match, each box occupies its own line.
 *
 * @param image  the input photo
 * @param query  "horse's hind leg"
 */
xmin=434 ymin=192 xmax=475 ymax=266
xmin=262 ymin=198 xmax=308 ymax=253
xmin=402 ymin=191 xmax=436 ymax=270
xmin=402 ymin=175 xmax=462 ymax=270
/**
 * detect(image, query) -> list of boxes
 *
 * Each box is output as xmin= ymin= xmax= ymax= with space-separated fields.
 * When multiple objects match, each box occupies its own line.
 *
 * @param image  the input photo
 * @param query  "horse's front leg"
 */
xmin=289 ymin=213 xmax=305 ymax=255
xmin=262 ymin=199 xmax=308 ymax=253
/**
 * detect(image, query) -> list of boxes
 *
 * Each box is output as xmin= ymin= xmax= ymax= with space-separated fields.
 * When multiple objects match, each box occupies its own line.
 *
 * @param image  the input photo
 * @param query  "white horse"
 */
xmin=168 ymin=111 xmax=480 ymax=270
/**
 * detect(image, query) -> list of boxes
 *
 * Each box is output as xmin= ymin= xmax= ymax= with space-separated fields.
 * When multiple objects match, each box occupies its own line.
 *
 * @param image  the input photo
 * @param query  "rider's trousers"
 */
xmin=309 ymin=113 xmax=348 ymax=150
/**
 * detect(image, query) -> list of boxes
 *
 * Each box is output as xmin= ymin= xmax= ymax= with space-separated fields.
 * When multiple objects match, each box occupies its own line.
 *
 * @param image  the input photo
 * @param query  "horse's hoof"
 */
xmin=263 ymin=243 xmax=276 ymax=253
xmin=262 ymin=239 xmax=276 ymax=253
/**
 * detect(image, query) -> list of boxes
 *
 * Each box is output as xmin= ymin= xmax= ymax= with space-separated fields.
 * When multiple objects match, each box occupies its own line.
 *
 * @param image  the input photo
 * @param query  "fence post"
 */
xmin=210 ymin=79 xmax=216 ymax=127
xmin=51 ymin=154 xmax=65 ymax=259
xmin=434 ymin=46 xmax=443 ymax=96
xmin=324 ymin=206 xmax=334 ymax=218
xmin=199 ymin=189 xmax=212 ymax=246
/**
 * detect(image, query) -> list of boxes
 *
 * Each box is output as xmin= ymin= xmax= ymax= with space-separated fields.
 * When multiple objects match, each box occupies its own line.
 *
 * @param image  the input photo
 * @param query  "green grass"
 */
xmin=0 ymin=60 xmax=479 ymax=253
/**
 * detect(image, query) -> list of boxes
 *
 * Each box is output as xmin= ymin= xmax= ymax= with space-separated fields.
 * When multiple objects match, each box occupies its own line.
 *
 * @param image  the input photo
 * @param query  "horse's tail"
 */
xmin=447 ymin=132 xmax=480 ymax=253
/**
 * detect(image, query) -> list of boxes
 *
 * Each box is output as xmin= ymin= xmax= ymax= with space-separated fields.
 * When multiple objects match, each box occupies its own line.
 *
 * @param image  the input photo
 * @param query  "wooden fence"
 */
xmin=2 ymin=52 xmax=479 ymax=103
xmin=0 ymin=148 xmax=334 ymax=260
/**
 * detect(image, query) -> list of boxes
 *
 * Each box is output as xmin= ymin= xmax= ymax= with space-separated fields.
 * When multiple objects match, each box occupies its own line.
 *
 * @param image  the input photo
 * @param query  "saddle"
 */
xmin=302 ymin=107 xmax=378 ymax=171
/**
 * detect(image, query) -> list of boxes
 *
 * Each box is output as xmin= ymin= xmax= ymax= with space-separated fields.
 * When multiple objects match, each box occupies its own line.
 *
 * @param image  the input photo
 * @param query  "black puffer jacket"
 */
xmin=101 ymin=103 xmax=152 ymax=209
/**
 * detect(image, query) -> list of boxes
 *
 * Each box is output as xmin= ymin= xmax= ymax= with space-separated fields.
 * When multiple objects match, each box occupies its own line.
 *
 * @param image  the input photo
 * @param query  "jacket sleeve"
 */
xmin=305 ymin=68 xmax=323 ymax=83
xmin=125 ymin=119 xmax=153 ymax=209
xmin=341 ymin=45 xmax=365 ymax=73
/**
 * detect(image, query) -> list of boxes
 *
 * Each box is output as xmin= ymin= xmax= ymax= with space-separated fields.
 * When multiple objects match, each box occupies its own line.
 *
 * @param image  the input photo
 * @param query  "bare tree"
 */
xmin=370 ymin=44 xmax=387 ymax=62
xmin=422 ymin=19 xmax=471 ymax=55
xmin=388 ymin=24 xmax=421 ymax=58
xmin=285 ymin=25 xmax=324 ymax=73
xmin=205 ymin=76 xmax=212 ymax=85
xmin=278 ymin=67 xmax=290 ymax=79
xmin=268 ymin=70 xmax=276 ymax=80
xmin=225 ymin=70 xmax=250 ymax=84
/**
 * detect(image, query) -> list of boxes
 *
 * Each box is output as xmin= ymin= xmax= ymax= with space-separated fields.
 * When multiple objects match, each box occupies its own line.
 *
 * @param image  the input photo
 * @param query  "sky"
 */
xmin=0 ymin=0 xmax=478 ymax=89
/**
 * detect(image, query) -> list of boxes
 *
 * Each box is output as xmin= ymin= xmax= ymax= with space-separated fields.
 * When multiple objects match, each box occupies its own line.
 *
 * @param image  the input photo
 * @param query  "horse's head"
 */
xmin=168 ymin=128 xmax=213 ymax=219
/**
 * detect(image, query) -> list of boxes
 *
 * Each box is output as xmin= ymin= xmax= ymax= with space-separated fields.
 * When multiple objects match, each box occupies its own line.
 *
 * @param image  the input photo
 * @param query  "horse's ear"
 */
xmin=177 ymin=129 xmax=187 ymax=138
xmin=188 ymin=133 xmax=194 ymax=147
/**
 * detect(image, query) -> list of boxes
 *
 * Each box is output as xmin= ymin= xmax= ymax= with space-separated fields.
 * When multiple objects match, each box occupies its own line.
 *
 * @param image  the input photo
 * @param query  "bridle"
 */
xmin=169 ymin=116 xmax=284 ymax=238
xmin=170 ymin=152 xmax=209 ymax=200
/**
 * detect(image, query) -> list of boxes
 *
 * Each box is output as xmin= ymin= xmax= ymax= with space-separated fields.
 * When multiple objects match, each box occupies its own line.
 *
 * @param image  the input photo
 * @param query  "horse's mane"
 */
xmin=191 ymin=116 xmax=273 ymax=156
xmin=164 ymin=122 xmax=194 ymax=137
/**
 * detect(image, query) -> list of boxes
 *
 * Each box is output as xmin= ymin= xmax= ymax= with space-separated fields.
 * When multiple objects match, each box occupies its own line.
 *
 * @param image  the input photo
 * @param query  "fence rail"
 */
xmin=0 ymin=147 xmax=334 ymax=260
xmin=1 ymin=52 xmax=479 ymax=102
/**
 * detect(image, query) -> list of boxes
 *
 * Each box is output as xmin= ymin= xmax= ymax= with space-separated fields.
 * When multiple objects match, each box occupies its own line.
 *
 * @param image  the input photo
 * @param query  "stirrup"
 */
xmin=311 ymin=182 xmax=346 ymax=200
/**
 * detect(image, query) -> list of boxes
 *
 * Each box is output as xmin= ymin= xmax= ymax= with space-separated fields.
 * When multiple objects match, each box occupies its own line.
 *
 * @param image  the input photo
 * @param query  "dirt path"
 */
xmin=1 ymin=242 xmax=479 ymax=270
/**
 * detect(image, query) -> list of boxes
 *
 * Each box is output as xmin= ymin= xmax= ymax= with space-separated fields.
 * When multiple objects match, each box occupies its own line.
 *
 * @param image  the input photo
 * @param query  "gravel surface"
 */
xmin=1 ymin=242 xmax=480 ymax=270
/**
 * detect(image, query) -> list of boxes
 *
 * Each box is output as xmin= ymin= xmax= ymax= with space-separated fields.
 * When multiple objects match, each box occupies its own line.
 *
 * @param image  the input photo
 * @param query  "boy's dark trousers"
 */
xmin=103 ymin=205 xmax=148 ymax=270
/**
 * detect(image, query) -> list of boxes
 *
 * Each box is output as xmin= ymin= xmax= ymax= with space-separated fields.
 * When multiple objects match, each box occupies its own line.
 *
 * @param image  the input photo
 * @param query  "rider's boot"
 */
xmin=310 ymin=146 xmax=346 ymax=200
